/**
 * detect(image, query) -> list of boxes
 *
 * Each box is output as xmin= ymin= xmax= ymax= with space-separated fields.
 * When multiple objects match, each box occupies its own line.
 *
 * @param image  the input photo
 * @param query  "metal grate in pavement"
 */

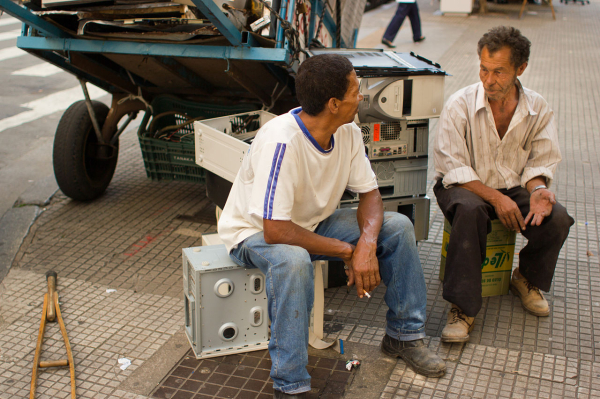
xmin=151 ymin=349 xmax=354 ymax=399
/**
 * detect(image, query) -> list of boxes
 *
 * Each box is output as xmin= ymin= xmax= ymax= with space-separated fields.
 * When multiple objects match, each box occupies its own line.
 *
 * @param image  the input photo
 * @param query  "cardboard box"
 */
xmin=440 ymin=218 xmax=516 ymax=297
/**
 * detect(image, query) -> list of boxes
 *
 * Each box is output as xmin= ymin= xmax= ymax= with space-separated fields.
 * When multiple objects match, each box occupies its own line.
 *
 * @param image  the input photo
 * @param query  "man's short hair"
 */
xmin=477 ymin=26 xmax=531 ymax=68
xmin=295 ymin=54 xmax=355 ymax=116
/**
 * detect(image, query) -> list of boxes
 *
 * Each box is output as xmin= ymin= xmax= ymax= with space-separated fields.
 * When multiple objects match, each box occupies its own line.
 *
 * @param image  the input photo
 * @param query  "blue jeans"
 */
xmin=229 ymin=208 xmax=427 ymax=394
xmin=383 ymin=2 xmax=422 ymax=42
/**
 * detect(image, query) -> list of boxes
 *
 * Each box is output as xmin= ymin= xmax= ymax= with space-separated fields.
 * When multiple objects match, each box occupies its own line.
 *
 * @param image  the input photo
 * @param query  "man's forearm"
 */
xmin=356 ymin=189 xmax=384 ymax=244
xmin=263 ymin=219 xmax=353 ymax=262
xmin=262 ymin=189 xmax=384 ymax=263
xmin=457 ymin=180 xmax=503 ymax=206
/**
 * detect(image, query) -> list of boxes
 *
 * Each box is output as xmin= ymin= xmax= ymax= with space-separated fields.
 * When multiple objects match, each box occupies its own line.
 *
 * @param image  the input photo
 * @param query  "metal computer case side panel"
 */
xmin=371 ymin=157 xmax=428 ymax=198
xmin=183 ymin=248 xmax=202 ymax=356
xmin=194 ymin=111 xmax=277 ymax=184
xmin=195 ymin=121 xmax=251 ymax=183
xmin=198 ymin=267 xmax=269 ymax=358
xmin=408 ymin=75 xmax=446 ymax=120
xmin=182 ymin=245 xmax=269 ymax=359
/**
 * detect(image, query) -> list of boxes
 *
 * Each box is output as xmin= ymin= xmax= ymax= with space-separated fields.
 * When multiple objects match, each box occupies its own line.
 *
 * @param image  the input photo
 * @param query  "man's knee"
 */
xmin=454 ymin=197 xmax=489 ymax=218
xmin=547 ymin=204 xmax=574 ymax=233
xmin=272 ymin=245 xmax=314 ymax=286
xmin=283 ymin=246 xmax=312 ymax=268
xmin=381 ymin=212 xmax=416 ymax=242
xmin=438 ymin=186 xmax=490 ymax=224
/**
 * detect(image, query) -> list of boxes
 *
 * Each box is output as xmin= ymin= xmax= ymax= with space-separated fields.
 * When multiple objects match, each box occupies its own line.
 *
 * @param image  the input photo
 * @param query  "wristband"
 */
xmin=530 ymin=185 xmax=547 ymax=195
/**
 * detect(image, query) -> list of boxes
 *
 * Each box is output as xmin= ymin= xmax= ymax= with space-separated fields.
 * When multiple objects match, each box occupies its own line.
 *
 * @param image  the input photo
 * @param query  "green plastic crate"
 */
xmin=138 ymin=95 xmax=258 ymax=183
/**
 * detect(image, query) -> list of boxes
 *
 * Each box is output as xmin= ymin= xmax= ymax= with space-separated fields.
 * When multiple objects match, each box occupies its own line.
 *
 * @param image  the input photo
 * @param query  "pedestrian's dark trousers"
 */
xmin=433 ymin=179 xmax=574 ymax=317
xmin=383 ymin=2 xmax=422 ymax=42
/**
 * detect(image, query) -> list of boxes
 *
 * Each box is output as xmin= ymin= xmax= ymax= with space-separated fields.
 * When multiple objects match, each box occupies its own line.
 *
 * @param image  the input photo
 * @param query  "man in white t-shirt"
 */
xmin=218 ymin=54 xmax=445 ymax=399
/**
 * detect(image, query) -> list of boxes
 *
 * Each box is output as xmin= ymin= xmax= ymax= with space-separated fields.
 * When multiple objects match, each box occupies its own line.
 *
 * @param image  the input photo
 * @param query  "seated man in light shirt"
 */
xmin=218 ymin=54 xmax=446 ymax=399
xmin=433 ymin=26 xmax=574 ymax=343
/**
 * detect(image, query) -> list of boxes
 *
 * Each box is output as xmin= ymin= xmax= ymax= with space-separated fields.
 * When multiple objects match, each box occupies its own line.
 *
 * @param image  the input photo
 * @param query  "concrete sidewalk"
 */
xmin=1 ymin=1 xmax=599 ymax=398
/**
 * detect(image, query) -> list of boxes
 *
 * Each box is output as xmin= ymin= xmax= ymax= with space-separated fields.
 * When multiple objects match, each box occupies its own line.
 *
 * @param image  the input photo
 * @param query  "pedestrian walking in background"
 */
xmin=381 ymin=0 xmax=425 ymax=48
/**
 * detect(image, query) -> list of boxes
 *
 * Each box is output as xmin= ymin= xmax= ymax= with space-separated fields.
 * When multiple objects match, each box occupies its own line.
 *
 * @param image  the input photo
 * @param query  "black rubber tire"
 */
xmin=53 ymin=100 xmax=119 ymax=201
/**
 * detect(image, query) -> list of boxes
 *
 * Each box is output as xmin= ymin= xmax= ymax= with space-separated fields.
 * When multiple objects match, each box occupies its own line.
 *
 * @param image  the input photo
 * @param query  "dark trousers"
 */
xmin=433 ymin=179 xmax=574 ymax=317
xmin=383 ymin=2 xmax=422 ymax=42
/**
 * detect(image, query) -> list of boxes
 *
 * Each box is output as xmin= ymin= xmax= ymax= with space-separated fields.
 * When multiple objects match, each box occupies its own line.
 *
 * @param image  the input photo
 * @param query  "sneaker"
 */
xmin=273 ymin=390 xmax=307 ymax=398
xmin=441 ymin=305 xmax=474 ymax=343
xmin=381 ymin=38 xmax=396 ymax=48
xmin=510 ymin=268 xmax=549 ymax=317
xmin=381 ymin=335 xmax=447 ymax=377
xmin=413 ymin=36 xmax=426 ymax=43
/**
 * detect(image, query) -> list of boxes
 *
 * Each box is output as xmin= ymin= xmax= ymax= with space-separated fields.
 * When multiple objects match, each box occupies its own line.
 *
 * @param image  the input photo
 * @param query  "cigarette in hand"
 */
xmin=364 ymin=292 xmax=371 ymax=298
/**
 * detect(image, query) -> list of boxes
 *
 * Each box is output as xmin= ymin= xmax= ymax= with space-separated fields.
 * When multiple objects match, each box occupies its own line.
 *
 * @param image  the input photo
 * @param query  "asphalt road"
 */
xmin=0 ymin=15 xmax=105 ymax=217
xmin=0 ymin=12 xmax=128 ymax=218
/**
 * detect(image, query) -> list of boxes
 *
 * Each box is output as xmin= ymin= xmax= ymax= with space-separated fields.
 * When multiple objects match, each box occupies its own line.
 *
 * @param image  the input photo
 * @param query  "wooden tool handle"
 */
xmin=45 ymin=271 xmax=57 ymax=322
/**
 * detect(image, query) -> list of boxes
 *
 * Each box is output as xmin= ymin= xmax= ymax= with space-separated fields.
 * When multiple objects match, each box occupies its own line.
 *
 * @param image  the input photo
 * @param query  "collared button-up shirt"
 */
xmin=433 ymin=81 xmax=561 ymax=190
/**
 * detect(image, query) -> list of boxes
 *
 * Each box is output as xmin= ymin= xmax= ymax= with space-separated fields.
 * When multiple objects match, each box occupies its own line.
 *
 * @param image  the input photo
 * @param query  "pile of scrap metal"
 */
xmin=25 ymin=0 xmax=274 ymax=42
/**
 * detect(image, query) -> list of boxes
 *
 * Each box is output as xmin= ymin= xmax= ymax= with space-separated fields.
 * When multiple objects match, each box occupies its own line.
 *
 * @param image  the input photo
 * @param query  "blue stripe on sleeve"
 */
xmin=263 ymin=143 xmax=282 ymax=218
xmin=266 ymin=144 xmax=287 ymax=219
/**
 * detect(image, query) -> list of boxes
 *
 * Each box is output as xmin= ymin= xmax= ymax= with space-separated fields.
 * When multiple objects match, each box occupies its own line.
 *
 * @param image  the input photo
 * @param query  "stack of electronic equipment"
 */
xmin=315 ymin=49 xmax=447 ymax=242
xmin=194 ymin=49 xmax=447 ymax=241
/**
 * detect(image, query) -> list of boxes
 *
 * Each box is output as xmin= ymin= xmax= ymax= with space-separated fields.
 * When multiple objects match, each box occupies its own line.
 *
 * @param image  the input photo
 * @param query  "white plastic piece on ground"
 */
xmin=308 ymin=330 xmax=336 ymax=350
xmin=118 ymin=358 xmax=131 ymax=370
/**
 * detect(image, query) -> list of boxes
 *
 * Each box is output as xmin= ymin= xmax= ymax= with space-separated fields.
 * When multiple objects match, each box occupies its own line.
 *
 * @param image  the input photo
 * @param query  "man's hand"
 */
xmin=458 ymin=181 xmax=525 ymax=231
xmin=492 ymin=194 xmax=526 ymax=232
xmin=345 ymin=240 xmax=381 ymax=298
xmin=524 ymin=189 xmax=556 ymax=226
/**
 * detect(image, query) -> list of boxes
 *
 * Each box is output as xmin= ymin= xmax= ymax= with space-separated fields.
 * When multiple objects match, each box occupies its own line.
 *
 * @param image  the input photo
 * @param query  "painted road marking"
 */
xmin=0 ymin=46 xmax=25 ymax=62
xmin=0 ymin=85 xmax=107 ymax=133
xmin=0 ymin=29 xmax=20 ymax=42
xmin=13 ymin=63 xmax=62 ymax=77
xmin=0 ymin=16 xmax=20 ymax=27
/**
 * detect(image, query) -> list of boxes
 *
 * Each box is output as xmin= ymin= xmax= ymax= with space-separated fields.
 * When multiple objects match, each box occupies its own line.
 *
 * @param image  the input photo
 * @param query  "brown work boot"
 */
xmin=510 ymin=268 xmax=549 ymax=317
xmin=441 ymin=305 xmax=474 ymax=343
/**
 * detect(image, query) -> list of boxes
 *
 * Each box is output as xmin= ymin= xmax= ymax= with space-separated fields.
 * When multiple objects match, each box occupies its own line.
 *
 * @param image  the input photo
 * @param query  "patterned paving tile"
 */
xmin=2 ymin=2 xmax=600 ymax=398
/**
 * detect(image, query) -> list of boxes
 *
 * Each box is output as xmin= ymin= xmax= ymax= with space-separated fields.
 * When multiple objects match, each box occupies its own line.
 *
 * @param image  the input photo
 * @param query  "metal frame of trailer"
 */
xmin=0 ymin=0 xmax=345 ymax=200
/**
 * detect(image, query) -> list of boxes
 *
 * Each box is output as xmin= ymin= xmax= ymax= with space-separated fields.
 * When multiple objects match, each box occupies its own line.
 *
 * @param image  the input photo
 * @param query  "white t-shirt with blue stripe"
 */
xmin=218 ymin=107 xmax=378 ymax=252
